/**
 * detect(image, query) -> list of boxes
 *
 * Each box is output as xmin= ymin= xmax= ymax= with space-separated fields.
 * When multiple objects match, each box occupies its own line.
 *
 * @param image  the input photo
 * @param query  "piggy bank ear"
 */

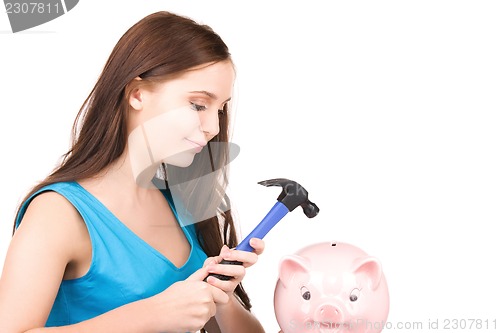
xmin=352 ymin=256 xmax=383 ymax=291
xmin=278 ymin=255 xmax=311 ymax=289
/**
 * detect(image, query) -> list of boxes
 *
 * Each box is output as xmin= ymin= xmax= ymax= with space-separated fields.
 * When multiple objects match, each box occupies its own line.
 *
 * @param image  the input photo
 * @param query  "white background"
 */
xmin=1 ymin=1 xmax=499 ymax=332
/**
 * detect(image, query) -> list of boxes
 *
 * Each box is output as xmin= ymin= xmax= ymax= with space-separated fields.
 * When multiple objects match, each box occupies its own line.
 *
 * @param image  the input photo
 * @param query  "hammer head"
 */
xmin=258 ymin=178 xmax=319 ymax=218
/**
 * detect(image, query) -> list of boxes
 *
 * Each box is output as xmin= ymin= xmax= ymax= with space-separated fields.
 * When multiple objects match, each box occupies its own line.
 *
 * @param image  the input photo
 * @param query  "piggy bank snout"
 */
xmin=316 ymin=303 xmax=344 ymax=323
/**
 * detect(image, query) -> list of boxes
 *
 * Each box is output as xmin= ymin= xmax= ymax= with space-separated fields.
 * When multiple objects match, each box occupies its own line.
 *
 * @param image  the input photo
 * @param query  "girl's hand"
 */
xmin=146 ymin=264 xmax=229 ymax=333
xmin=204 ymin=238 xmax=265 ymax=294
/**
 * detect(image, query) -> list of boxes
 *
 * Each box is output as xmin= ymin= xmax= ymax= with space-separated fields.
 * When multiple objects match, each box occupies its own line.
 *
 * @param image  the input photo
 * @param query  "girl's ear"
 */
xmin=128 ymin=77 xmax=144 ymax=111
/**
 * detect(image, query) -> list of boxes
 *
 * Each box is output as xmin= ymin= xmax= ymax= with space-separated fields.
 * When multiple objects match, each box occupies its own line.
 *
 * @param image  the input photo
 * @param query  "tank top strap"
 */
xmin=15 ymin=181 xmax=90 ymax=229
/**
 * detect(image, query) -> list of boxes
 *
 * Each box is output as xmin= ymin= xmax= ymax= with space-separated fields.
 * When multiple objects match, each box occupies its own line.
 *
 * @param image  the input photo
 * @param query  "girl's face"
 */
xmin=127 ymin=60 xmax=235 ymax=177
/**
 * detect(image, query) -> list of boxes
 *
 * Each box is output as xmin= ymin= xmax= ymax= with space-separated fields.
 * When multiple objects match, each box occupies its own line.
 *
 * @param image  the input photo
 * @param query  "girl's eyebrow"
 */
xmin=189 ymin=90 xmax=231 ymax=103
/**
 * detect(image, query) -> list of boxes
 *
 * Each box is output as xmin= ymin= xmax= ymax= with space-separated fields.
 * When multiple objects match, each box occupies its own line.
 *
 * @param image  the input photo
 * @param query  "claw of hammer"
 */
xmin=238 ymin=178 xmax=319 ymax=252
xmin=258 ymin=178 xmax=319 ymax=218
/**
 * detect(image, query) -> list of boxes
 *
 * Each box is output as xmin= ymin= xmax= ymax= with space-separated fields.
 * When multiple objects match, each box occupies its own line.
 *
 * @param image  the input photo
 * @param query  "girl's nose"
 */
xmin=200 ymin=109 xmax=220 ymax=139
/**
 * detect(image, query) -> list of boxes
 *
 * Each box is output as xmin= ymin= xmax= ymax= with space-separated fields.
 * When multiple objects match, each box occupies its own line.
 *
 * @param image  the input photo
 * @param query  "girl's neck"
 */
xmin=78 ymin=148 xmax=161 ymax=202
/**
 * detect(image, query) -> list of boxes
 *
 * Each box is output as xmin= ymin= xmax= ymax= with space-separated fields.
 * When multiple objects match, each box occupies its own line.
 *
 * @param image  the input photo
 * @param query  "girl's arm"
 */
xmin=0 ymin=192 xmax=228 ymax=333
xmin=0 ymin=192 xmax=86 ymax=332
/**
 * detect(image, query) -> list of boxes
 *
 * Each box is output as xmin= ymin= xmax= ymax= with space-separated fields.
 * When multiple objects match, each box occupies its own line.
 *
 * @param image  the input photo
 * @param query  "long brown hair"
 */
xmin=13 ymin=10 xmax=252 ymax=314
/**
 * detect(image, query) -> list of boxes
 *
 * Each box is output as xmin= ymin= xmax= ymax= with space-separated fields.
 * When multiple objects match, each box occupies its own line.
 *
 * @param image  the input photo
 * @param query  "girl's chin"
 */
xmin=161 ymin=153 xmax=196 ymax=168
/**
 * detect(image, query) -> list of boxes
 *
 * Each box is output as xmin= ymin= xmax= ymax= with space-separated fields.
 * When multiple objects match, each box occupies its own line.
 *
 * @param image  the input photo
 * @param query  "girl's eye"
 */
xmin=218 ymin=104 xmax=228 ymax=116
xmin=190 ymin=102 xmax=207 ymax=112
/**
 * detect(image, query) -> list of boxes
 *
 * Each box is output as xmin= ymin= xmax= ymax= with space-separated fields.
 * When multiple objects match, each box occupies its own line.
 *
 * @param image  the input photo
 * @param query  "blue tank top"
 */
xmin=15 ymin=181 xmax=208 ymax=326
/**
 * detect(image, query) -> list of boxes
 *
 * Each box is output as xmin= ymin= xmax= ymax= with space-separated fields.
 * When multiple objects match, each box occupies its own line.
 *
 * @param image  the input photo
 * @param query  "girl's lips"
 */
xmin=186 ymin=138 xmax=207 ymax=152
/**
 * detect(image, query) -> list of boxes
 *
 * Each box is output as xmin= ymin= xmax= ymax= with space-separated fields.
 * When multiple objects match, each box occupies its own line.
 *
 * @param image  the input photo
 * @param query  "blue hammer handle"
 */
xmin=205 ymin=201 xmax=289 ymax=281
xmin=235 ymin=201 xmax=289 ymax=252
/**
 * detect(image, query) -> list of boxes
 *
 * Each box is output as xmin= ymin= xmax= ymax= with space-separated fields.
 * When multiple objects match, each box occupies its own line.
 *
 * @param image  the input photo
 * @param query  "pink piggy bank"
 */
xmin=274 ymin=242 xmax=389 ymax=333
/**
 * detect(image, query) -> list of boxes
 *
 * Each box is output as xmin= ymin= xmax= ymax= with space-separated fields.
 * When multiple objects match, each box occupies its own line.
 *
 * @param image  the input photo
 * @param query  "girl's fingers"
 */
xmin=249 ymin=238 xmax=265 ymax=255
xmin=221 ymin=250 xmax=258 ymax=268
xmin=220 ymin=238 xmax=265 ymax=267
xmin=203 ymin=255 xmax=223 ymax=267
xmin=207 ymin=261 xmax=246 ymax=280
xmin=203 ymin=239 xmax=266 ymax=292
xmin=206 ymin=275 xmax=239 ymax=292
xmin=205 ymin=263 xmax=246 ymax=292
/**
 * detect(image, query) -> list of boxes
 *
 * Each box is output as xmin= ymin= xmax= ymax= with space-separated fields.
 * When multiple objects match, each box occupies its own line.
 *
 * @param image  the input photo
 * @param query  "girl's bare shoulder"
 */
xmin=14 ymin=190 xmax=90 ymax=264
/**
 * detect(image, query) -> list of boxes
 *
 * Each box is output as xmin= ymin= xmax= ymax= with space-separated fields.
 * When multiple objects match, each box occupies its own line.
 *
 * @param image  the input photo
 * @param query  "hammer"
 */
xmin=207 ymin=178 xmax=320 ymax=281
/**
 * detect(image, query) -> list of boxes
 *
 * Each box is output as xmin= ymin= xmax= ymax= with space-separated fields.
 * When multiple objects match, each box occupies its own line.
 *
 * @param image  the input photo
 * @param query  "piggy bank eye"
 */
xmin=301 ymin=286 xmax=311 ymax=301
xmin=350 ymin=288 xmax=360 ymax=302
